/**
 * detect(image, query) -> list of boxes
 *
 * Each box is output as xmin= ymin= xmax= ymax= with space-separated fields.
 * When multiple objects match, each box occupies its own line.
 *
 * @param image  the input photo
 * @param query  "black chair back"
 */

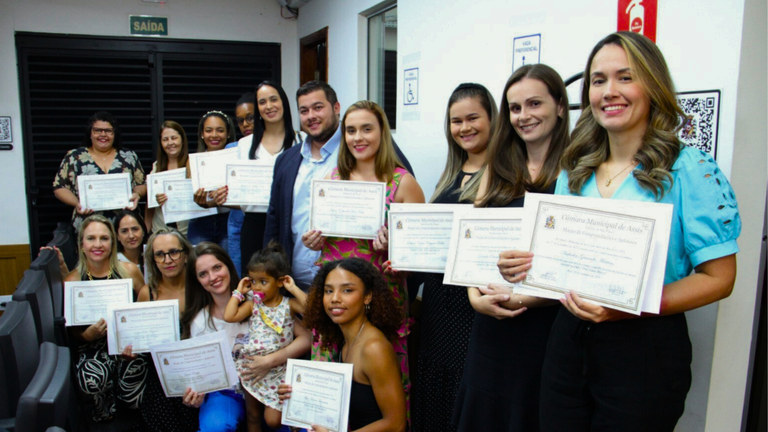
xmin=29 ymin=248 xmax=64 ymax=318
xmin=50 ymin=223 xmax=77 ymax=272
xmin=14 ymin=342 xmax=71 ymax=432
xmin=0 ymin=301 xmax=40 ymax=418
xmin=12 ymin=270 xmax=56 ymax=344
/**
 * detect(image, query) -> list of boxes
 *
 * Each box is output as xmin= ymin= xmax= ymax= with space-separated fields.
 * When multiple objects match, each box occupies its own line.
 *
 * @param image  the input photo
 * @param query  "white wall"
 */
xmin=0 ymin=0 xmax=299 ymax=245
xmin=297 ymin=0 xmax=762 ymax=430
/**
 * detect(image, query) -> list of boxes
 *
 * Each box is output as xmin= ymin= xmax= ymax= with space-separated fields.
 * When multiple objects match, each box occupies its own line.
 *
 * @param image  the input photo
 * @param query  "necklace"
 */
xmin=86 ymin=269 xmax=112 ymax=280
xmin=342 ymin=321 xmax=366 ymax=362
xmin=604 ymin=161 xmax=636 ymax=187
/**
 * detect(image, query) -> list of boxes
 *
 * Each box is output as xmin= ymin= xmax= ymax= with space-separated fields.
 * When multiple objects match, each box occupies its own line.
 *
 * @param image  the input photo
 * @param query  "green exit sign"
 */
xmin=130 ymin=16 xmax=168 ymax=36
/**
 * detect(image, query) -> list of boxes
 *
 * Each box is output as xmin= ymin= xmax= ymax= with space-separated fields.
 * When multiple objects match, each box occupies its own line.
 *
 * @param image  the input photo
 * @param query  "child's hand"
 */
xmin=237 ymin=277 xmax=253 ymax=294
xmin=277 ymin=384 xmax=292 ymax=404
xmin=282 ymin=275 xmax=298 ymax=292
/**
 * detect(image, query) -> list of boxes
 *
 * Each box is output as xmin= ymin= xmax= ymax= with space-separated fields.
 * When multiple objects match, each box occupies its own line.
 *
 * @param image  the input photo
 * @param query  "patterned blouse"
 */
xmin=53 ymin=146 xmax=146 ymax=233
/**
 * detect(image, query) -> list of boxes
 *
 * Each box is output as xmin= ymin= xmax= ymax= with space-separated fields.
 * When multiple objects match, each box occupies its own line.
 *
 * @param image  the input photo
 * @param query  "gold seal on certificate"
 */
xmin=388 ymin=203 xmax=471 ymax=272
xmin=309 ymin=179 xmax=386 ymax=240
xmin=64 ymin=279 xmax=133 ymax=326
xmin=443 ymin=208 xmax=525 ymax=287
xmin=150 ymin=330 xmax=239 ymax=397
xmin=518 ymin=193 xmax=672 ymax=314
xmin=189 ymin=147 xmax=239 ymax=191
xmin=147 ymin=168 xmax=186 ymax=208
xmin=77 ymin=173 xmax=133 ymax=211
xmin=162 ymin=179 xmax=217 ymax=224
xmin=282 ymin=359 xmax=353 ymax=432
xmin=106 ymin=300 xmax=181 ymax=355
xmin=224 ymin=161 xmax=273 ymax=207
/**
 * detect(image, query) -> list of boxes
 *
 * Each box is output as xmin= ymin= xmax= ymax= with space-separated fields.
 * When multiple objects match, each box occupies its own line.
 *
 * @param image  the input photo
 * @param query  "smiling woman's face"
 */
xmin=195 ymin=254 xmax=230 ymax=296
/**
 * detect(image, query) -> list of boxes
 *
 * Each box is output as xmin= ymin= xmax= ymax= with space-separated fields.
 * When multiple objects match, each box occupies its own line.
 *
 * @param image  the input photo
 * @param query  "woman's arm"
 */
xmin=561 ymin=255 xmax=737 ymax=322
xmin=240 ymin=316 xmax=311 ymax=384
xmin=144 ymin=207 xmax=155 ymax=231
xmin=393 ymin=173 xmax=425 ymax=204
xmin=137 ymin=285 xmax=151 ymax=302
xmin=120 ymin=262 xmax=145 ymax=296
xmin=53 ymin=188 xmax=93 ymax=215
xmin=356 ymin=338 xmax=406 ymax=432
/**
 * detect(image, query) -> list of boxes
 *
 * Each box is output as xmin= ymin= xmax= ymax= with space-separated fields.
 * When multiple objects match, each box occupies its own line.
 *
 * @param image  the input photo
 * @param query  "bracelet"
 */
xmin=232 ymin=290 xmax=245 ymax=302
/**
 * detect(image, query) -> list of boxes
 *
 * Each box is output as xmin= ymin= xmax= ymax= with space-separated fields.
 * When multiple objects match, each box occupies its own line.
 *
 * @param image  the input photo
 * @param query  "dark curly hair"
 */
xmin=304 ymin=258 xmax=402 ymax=352
xmin=83 ymin=111 xmax=123 ymax=150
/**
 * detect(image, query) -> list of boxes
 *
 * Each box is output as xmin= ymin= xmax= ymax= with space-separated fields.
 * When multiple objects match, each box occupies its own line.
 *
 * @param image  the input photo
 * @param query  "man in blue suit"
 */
xmin=263 ymin=81 xmax=412 ymax=290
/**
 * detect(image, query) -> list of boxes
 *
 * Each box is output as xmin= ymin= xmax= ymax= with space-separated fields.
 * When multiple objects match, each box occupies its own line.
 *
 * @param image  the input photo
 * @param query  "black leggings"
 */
xmin=540 ymin=309 xmax=692 ymax=432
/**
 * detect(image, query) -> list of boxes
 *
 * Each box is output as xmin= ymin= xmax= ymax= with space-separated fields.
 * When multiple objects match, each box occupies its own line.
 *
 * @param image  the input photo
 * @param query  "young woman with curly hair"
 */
xmin=280 ymin=258 xmax=406 ymax=432
xmin=538 ymin=32 xmax=741 ymax=431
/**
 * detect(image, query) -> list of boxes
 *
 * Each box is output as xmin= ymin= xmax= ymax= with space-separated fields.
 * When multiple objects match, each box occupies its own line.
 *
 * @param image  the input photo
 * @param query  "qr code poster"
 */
xmin=0 ymin=117 xmax=11 ymax=143
xmin=677 ymin=90 xmax=720 ymax=159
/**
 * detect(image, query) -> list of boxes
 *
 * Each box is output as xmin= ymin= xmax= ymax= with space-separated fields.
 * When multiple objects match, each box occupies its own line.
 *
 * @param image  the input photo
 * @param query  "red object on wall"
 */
xmin=618 ymin=0 xmax=658 ymax=42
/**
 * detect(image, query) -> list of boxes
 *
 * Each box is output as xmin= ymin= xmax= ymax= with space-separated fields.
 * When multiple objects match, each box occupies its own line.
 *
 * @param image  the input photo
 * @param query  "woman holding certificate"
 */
xmin=145 ymin=120 xmax=190 ymax=235
xmin=302 ymin=101 xmax=425 ymax=410
xmin=412 ymin=83 xmax=497 ymax=432
xmin=452 ymin=64 xmax=570 ymax=432
xmin=280 ymin=258 xmax=407 ymax=432
xmin=538 ymin=32 xmax=740 ymax=432
xmin=188 ymin=111 xmax=237 ymax=249
xmin=53 ymin=111 xmax=146 ymax=233
xmin=64 ymin=214 xmax=147 ymax=422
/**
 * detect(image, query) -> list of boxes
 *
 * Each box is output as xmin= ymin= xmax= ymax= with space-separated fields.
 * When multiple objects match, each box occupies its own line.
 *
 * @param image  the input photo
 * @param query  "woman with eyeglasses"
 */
xmin=53 ymin=111 xmax=146 ymax=234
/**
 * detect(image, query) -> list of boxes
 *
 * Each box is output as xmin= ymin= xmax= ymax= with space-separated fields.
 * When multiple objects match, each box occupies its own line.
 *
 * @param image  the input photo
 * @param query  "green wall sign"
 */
xmin=130 ymin=16 xmax=168 ymax=36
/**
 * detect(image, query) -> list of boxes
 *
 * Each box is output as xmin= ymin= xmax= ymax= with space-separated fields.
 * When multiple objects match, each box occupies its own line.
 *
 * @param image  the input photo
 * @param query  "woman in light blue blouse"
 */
xmin=535 ymin=32 xmax=740 ymax=431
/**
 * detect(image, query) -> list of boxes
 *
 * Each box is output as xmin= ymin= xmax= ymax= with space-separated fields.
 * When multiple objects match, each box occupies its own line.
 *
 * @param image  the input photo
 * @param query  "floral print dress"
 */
xmin=53 ymin=146 xmax=146 ymax=233
xmin=313 ymin=167 xmax=412 ymax=413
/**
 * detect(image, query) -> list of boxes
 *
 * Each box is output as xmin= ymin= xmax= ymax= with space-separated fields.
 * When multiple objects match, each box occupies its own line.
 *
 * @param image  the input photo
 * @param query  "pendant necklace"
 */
xmin=605 ymin=161 xmax=636 ymax=187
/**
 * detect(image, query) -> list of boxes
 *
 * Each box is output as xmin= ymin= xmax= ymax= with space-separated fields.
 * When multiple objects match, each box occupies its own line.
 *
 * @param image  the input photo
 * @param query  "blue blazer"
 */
xmin=263 ymin=142 xmax=414 ymax=263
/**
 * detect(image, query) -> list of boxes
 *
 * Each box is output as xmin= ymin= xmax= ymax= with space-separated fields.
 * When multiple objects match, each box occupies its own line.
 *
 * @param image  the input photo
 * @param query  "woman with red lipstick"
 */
xmin=146 ymin=120 xmax=190 ymax=235
xmin=187 ymin=111 xmax=236 ymax=250
xmin=53 ymin=111 xmax=146 ymax=234
xmin=412 ymin=82 xmax=497 ymax=432
xmin=115 ymin=210 xmax=147 ymax=277
xmin=301 ymin=101 xmax=425 ymax=417
xmin=279 ymin=258 xmax=407 ymax=432
xmin=539 ymin=32 xmax=740 ymax=432
xmin=64 ymin=214 xmax=147 ymax=422
xmin=452 ymin=64 xmax=570 ymax=432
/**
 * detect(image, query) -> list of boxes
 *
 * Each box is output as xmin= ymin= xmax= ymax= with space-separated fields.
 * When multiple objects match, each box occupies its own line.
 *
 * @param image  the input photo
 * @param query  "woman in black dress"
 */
xmin=411 ymin=83 xmax=497 ymax=432
xmin=451 ymin=64 xmax=570 ymax=432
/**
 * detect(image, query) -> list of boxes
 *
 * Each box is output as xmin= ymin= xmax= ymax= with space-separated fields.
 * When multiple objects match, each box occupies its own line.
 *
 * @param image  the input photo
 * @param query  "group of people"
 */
xmin=48 ymin=31 xmax=740 ymax=432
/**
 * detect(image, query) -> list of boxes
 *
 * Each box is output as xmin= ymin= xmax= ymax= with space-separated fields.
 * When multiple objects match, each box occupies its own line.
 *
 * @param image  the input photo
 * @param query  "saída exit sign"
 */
xmin=130 ymin=16 xmax=168 ymax=36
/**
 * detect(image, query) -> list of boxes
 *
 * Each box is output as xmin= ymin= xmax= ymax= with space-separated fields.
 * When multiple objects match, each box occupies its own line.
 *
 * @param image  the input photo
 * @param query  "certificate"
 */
xmin=63 ymin=279 xmax=133 ymax=326
xmin=147 ymin=168 xmax=186 ymax=208
xmin=388 ymin=203 xmax=472 ymax=272
xmin=150 ymin=330 xmax=239 ymax=397
xmin=162 ymin=179 xmax=217 ymax=224
xmin=309 ymin=179 xmax=386 ymax=240
xmin=443 ymin=208 xmax=524 ymax=287
xmin=224 ymin=161 xmax=273 ymax=207
xmin=77 ymin=173 xmax=132 ymax=211
xmin=106 ymin=300 xmax=180 ymax=355
xmin=189 ymin=147 xmax=239 ymax=191
xmin=282 ymin=359 xmax=353 ymax=432
xmin=517 ymin=193 xmax=672 ymax=314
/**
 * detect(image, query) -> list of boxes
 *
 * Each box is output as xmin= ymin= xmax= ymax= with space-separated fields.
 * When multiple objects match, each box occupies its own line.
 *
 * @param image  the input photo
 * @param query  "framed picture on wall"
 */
xmin=676 ymin=90 xmax=720 ymax=159
xmin=0 ymin=117 xmax=11 ymax=143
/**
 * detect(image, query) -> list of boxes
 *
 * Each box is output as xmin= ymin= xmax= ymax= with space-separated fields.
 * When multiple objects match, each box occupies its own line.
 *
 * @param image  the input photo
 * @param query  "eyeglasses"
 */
xmin=235 ymin=115 xmax=255 ymax=125
xmin=92 ymin=128 xmax=115 ymax=136
xmin=153 ymin=249 xmax=184 ymax=262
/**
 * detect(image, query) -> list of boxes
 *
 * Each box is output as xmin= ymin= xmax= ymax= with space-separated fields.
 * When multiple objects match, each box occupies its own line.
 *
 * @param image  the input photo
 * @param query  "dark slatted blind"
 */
xmin=384 ymin=50 xmax=397 ymax=129
xmin=17 ymin=33 xmax=281 ymax=252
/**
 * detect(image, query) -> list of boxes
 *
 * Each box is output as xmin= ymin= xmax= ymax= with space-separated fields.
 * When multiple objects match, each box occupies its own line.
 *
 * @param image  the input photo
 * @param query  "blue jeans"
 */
xmin=188 ymin=213 xmax=229 ymax=251
xmin=228 ymin=209 xmax=244 ymax=278
xmin=198 ymin=390 xmax=245 ymax=432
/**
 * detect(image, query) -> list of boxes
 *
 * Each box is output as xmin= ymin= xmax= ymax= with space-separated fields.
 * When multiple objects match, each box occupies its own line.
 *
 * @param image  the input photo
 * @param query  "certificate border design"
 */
xmin=188 ymin=148 xmax=239 ymax=191
xmin=448 ymin=218 xmax=523 ymax=286
xmin=309 ymin=180 xmax=386 ymax=240
xmin=389 ymin=211 xmax=454 ymax=272
xmin=156 ymin=341 xmax=230 ymax=397
xmin=112 ymin=305 xmax=178 ymax=353
xmin=162 ymin=179 xmax=210 ymax=215
xmin=78 ymin=174 xmax=132 ymax=211
xmin=224 ymin=162 xmax=273 ymax=206
xmin=285 ymin=365 xmax=346 ymax=432
xmin=524 ymin=201 xmax=655 ymax=312
xmin=146 ymin=168 xmax=186 ymax=208
xmin=67 ymin=281 xmax=133 ymax=326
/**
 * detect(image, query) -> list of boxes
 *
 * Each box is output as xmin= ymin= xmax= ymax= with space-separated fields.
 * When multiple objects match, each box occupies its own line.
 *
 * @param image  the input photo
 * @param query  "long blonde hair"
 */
xmin=563 ymin=31 xmax=684 ymax=198
xmin=337 ymin=101 xmax=404 ymax=184
xmin=76 ymin=215 xmax=125 ymax=279
xmin=431 ymin=83 xmax=497 ymax=203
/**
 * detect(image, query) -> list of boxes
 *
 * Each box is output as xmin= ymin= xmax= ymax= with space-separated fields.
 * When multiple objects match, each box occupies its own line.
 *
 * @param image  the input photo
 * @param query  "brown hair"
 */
xmin=156 ymin=121 xmax=189 ymax=172
xmin=476 ymin=64 xmax=570 ymax=207
xmin=336 ymin=101 xmax=404 ymax=184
